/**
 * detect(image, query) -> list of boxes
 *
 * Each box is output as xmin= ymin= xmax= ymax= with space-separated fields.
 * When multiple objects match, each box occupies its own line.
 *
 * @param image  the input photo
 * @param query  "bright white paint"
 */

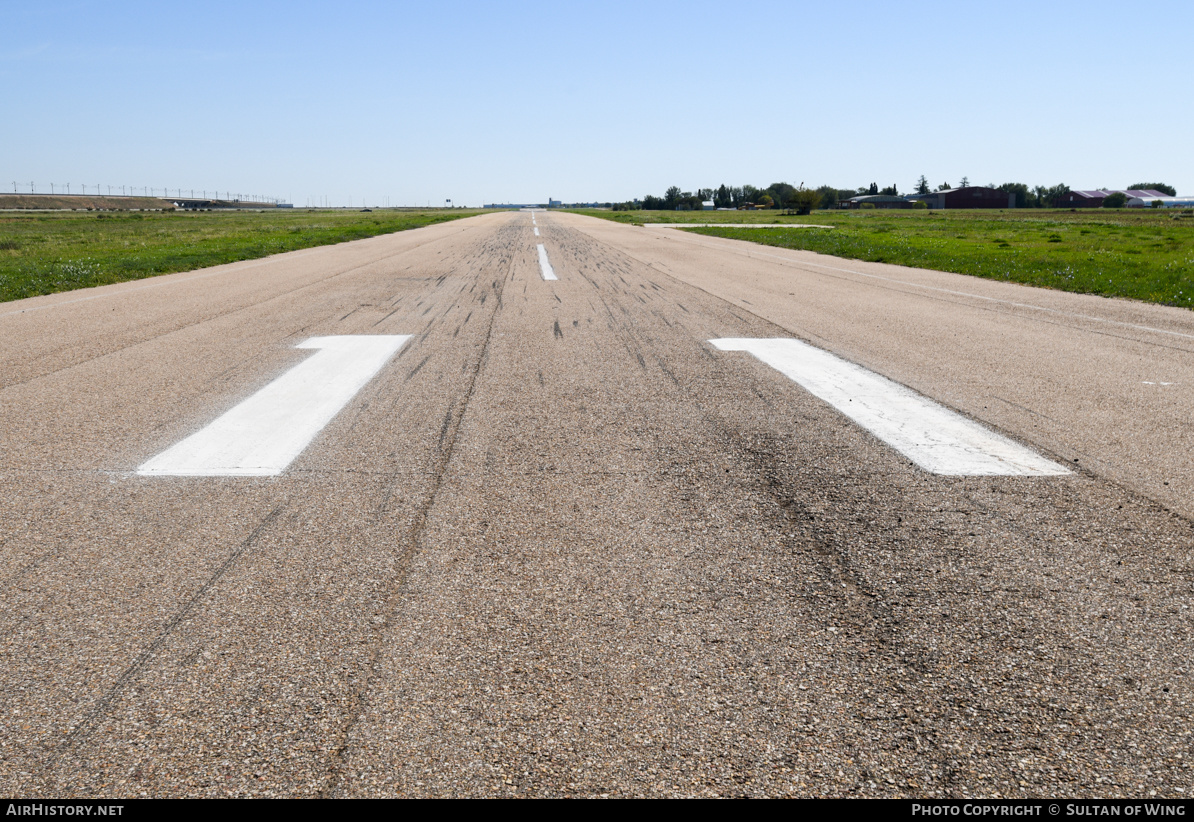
xmin=710 ymin=337 xmax=1069 ymax=476
xmin=537 ymin=243 xmax=557 ymax=281
xmin=138 ymin=335 xmax=411 ymax=476
xmin=533 ymin=226 xmax=540 ymax=236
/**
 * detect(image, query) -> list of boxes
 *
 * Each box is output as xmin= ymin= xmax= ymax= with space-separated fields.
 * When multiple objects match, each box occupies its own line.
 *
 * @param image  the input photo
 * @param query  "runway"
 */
xmin=1 ymin=210 xmax=1191 ymax=797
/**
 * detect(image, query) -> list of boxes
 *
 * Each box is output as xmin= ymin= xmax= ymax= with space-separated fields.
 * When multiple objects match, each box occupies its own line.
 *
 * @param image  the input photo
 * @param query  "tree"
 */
xmin=959 ymin=176 xmax=970 ymax=188
xmin=816 ymin=185 xmax=839 ymax=210
xmin=1130 ymin=182 xmax=1177 ymax=196
xmin=757 ymin=193 xmax=774 ymax=208
xmin=713 ymin=184 xmax=733 ymax=209
xmin=915 ymin=175 xmax=930 ymax=195
xmin=880 ymin=184 xmax=899 ymax=196
xmin=1102 ymin=191 xmax=1127 ymax=208
xmin=998 ymin=182 xmax=1030 ymax=208
xmin=1042 ymin=183 xmax=1071 ymax=207
xmin=786 ymin=186 xmax=821 ymax=215
xmin=766 ymin=182 xmax=797 ymax=207
xmin=664 ymin=186 xmax=682 ymax=209
xmin=936 ymin=182 xmax=952 ymax=191
xmin=868 ymin=182 xmax=879 ymax=195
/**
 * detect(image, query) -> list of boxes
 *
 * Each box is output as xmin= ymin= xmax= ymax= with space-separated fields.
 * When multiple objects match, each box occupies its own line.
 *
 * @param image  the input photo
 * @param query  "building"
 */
xmin=1058 ymin=189 xmax=1171 ymax=208
xmin=905 ymin=187 xmax=1015 ymax=209
xmin=842 ymin=194 xmax=916 ymax=209
xmin=1125 ymin=196 xmax=1194 ymax=208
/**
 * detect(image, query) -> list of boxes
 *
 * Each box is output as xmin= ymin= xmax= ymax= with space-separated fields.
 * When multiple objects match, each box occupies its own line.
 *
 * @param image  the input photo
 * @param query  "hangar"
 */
xmin=905 ymin=187 xmax=1015 ymax=209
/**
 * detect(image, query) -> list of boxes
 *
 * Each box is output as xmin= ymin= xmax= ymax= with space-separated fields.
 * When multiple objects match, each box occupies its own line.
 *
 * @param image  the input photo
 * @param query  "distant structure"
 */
xmin=1125 ymin=195 xmax=1194 ymax=208
xmin=905 ymin=187 xmax=1015 ymax=209
xmin=1058 ymin=189 xmax=1171 ymax=208
xmin=548 ymin=198 xmax=562 ymax=208
xmin=841 ymin=194 xmax=917 ymax=210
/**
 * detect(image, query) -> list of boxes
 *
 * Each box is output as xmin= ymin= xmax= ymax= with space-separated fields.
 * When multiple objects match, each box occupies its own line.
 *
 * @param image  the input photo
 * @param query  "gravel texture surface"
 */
xmin=1 ymin=211 xmax=1191 ymax=797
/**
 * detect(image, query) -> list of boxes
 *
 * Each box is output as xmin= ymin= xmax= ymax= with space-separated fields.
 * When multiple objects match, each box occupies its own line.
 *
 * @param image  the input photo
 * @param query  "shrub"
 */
xmin=1102 ymin=192 xmax=1128 ymax=209
xmin=859 ymin=202 xmax=876 ymax=210
xmin=785 ymin=187 xmax=821 ymax=215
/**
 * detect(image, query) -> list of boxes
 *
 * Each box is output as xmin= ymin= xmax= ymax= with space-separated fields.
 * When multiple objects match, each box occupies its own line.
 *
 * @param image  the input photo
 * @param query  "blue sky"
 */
xmin=3 ymin=0 xmax=1190 ymax=206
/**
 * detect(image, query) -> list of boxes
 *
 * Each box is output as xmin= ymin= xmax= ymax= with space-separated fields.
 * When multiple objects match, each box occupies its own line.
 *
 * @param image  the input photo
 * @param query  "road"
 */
xmin=1 ymin=210 xmax=1191 ymax=797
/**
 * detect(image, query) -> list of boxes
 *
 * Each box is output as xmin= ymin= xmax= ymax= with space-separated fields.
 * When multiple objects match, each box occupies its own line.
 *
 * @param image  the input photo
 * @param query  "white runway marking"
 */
xmin=138 ymin=335 xmax=410 ymax=476
xmin=710 ymin=338 xmax=1069 ymax=476
xmin=537 ymin=244 xmax=557 ymax=281
xmin=534 ymin=227 xmax=540 ymax=236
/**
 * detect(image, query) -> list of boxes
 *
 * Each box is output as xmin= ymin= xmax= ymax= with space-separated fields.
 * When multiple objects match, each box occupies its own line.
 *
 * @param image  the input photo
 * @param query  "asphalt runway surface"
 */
xmin=1 ymin=211 xmax=1192 ymax=797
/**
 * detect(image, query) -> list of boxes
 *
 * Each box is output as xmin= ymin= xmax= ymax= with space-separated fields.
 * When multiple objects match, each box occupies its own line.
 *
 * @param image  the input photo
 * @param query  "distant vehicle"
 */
xmin=360 ymin=208 xmax=372 ymax=212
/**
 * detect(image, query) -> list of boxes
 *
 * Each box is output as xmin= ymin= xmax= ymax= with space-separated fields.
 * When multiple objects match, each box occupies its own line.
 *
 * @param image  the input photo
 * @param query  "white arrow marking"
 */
xmin=537 ymin=243 xmax=557 ymax=281
xmin=139 ymin=335 xmax=411 ymax=476
xmin=710 ymin=338 xmax=1069 ymax=476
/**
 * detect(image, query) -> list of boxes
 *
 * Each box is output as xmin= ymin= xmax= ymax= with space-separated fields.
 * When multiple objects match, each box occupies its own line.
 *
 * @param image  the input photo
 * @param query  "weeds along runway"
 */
xmin=1 ymin=211 xmax=1192 ymax=797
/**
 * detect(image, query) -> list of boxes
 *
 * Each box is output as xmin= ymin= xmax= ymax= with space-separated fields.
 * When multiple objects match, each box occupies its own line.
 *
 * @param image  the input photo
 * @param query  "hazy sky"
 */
xmin=4 ymin=0 xmax=1190 ymax=206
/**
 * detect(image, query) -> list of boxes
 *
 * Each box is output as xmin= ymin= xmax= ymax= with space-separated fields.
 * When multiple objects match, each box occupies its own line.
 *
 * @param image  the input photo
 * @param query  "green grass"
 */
xmin=567 ymin=208 xmax=828 ymax=226
xmin=0 ymin=209 xmax=484 ymax=303
xmin=571 ymin=208 xmax=1194 ymax=308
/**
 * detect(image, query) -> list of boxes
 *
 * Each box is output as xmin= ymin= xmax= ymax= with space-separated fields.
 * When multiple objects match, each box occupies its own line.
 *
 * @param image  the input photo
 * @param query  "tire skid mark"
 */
xmin=29 ymin=503 xmax=287 ymax=791
xmin=548 ymin=217 xmax=960 ymax=780
xmin=319 ymin=239 xmax=515 ymax=798
xmin=0 ymin=235 xmax=473 ymax=396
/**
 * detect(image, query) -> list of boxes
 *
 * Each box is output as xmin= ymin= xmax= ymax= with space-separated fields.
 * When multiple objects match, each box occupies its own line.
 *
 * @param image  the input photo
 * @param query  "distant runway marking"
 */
xmin=138 ymin=335 xmax=410 ymax=476
xmin=710 ymin=337 xmax=1070 ymax=476
xmin=537 ymin=244 xmax=557 ymax=281
xmin=534 ymin=227 xmax=540 ymax=236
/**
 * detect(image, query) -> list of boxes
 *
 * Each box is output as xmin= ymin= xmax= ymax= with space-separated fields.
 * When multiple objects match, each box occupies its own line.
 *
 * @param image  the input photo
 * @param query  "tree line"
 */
xmin=615 ymin=180 xmax=1177 ymax=212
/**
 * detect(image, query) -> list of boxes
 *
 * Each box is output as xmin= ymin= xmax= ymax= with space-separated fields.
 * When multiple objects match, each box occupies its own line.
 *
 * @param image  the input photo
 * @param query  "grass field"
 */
xmin=570 ymin=208 xmax=1194 ymax=308
xmin=0 ymin=209 xmax=483 ymax=303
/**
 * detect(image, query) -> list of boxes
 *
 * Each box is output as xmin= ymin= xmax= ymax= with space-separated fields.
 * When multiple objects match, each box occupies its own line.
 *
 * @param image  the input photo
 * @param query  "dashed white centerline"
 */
xmin=138 ymin=335 xmax=410 ymax=476
xmin=534 ymin=227 xmax=540 ymax=236
xmin=711 ymin=337 xmax=1070 ymax=476
xmin=537 ymin=244 xmax=557 ymax=281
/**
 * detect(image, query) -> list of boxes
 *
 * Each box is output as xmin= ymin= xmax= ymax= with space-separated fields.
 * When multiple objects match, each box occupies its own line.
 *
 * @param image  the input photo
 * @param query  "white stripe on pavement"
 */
xmin=138 ymin=335 xmax=410 ymax=476
xmin=537 ymin=244 xmax=557 ymax=281
xmin=534 ymin=226 xmax=540 ymax=236
xmin=710 ymin=338 xmax=1070 ymax=476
